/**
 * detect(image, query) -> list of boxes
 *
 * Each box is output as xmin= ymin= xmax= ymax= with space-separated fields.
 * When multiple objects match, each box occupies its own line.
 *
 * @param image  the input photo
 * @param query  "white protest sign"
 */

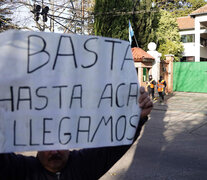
xmin=0 ymin=30 xmax=140 ymax=153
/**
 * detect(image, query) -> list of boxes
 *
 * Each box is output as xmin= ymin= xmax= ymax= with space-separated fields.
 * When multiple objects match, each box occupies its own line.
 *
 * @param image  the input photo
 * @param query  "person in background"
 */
xmin=0 ymin=87 xmax=153 ymax=180
xmin=157 ymin=76 xmax=167 ymax=105
xmin=146 ymin=75 xmax=156 ymax=100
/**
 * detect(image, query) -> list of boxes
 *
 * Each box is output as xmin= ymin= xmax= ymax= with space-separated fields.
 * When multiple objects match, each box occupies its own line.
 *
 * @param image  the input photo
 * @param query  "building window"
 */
xmin=200 ymin=57 xmax=207 ymax=61
xmin=180 ymin=56 xmax=195 ymax=62
xmin=180 ymin=57 xmax=187 ymax=62
xmin=143 ymin=68 xmax=147 ymax=82
xmin=181 ymin=34 xmax=195 ymax=43
xmin=200 ymin=37 xmax=207 ymax=47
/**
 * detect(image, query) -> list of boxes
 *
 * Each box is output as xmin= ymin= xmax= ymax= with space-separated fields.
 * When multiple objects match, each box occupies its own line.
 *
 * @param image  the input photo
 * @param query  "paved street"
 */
xmin=100 ymin=91 xmax=207 ymax=180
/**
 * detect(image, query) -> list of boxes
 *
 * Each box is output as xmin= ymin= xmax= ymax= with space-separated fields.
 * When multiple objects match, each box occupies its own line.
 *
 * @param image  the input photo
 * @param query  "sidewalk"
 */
xmin=100 ymin=91 xmax=207 ymax=180
xmin=154 ymin=91 xmax=207 ymax=114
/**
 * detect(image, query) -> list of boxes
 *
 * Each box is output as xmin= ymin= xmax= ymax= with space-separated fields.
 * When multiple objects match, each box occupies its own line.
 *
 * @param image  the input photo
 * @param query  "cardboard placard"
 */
xmin=0 ymin=30 xmax=140 ymax=153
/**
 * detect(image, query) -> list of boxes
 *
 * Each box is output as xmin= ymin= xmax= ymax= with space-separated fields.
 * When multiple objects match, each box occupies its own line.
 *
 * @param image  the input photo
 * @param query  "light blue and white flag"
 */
xmin=129 ymin=20 xmax=134 ymax=45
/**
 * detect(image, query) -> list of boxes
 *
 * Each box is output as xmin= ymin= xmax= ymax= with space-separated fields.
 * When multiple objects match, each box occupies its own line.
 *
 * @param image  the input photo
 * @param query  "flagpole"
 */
xmin=133 ymin=33 xmax=139 ymax=47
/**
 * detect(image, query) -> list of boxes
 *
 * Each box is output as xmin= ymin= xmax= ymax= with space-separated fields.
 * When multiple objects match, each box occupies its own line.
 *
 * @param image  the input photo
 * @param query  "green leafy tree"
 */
xmin=156 ymin=10 xmax=184 ymax=61
xmin=153 ymin=0 xmax=207 ymax=17
xmin=179 ymin=0 xmax=207 ymax=17
xmin=132 ymin=0 xmax=160 ymax=50
xmin=94 ymin=0 xmax=160 ymax=50
xmin=94 ymin=0 xmax=133 ymax=39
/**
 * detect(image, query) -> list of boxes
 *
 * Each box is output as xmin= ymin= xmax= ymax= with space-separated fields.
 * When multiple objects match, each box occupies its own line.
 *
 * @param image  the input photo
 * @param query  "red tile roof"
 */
xmin=190 ymin=4 xmax=207 ymax=17
xmin=176 ymin=16 xmax=194 ymax=30
xmin=131 ymin=47 xmax=155 ymax=62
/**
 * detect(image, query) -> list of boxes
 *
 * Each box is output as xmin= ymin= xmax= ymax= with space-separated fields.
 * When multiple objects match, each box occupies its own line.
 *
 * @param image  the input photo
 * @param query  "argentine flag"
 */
xmin=129 ymin=20 xmax=134 ymax=45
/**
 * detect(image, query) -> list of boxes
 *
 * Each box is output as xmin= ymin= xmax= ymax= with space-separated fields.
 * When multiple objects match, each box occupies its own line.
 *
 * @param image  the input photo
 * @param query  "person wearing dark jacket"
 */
xmin=157 ymin=76 xmax=167 ymax=104
xmin=0 ymin=87 xmax=152 ymax=180
xmin=146 ymin=75 xmax=156 ymax=100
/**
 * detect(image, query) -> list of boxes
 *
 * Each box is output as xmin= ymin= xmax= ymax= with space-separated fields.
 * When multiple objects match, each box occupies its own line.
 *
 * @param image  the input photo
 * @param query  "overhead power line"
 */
xmin=31 ymin=4 xmax=83 ymax=23
xmin=9 ymin=1 xmax=158 ymax=19
xmin=33 ymin=0 xmax=89 ymax=13
xmin=33 ymin=1 xmax=155 ymax=16
xmin=48 ymin=14 xmax=82 ymax=22
xmin=47 ymin=14 xmax=74 ymax=33
xmin=93 ymin=9 xmax=158 ymax=17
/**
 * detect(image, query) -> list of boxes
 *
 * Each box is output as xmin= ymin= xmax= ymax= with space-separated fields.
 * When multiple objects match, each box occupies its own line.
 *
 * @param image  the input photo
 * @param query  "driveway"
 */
xmin=100 ymin=91 xmax=207 ymax=180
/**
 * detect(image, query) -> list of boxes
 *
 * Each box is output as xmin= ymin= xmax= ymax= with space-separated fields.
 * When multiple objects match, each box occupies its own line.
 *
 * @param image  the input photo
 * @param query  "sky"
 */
xmin=7 ymin=0 xmax=76 ymax=32
xmin=6 ymin=0 xmax=207 ymax=33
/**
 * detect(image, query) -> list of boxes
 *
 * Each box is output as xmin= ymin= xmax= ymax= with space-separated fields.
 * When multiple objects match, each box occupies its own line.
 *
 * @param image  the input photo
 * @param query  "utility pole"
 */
xmin=81 ymin=0 xmax=84 ymax=34
xmin=49 ymin=0 xmax=54 ymax=32
xmin=42 ymin=0 xmax=45 ymax=31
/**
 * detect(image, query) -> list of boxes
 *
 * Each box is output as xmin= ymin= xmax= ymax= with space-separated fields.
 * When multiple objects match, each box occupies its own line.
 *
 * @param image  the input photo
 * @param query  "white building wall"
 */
xmin=182 ymin=43 xmax=195 ymax=57
xmin=179 ymin=28 xmax=207 ymax=59
xmin=195 ymin=18 xmax=201 ymax=62
xmin=179 ymin=30 xmax=195 ymax=58
xmin=179 ymin=30 xmax=195 ymax=35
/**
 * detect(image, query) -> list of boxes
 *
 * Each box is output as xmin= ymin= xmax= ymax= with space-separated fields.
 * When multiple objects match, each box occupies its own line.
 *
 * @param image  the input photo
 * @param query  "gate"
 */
xmin=173 ymin=62 xmax=207 ymax=93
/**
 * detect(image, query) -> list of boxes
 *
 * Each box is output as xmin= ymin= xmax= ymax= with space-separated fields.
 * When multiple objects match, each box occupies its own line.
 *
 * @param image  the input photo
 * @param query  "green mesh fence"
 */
xmin=173 ymin=62 xmax=207 ymax=93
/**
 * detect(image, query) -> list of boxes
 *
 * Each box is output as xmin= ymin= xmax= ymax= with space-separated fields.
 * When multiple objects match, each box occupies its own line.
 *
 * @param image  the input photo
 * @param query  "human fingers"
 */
xmin=139 ymin=95 xmax=152 ymax=109
xmin=138 ymin=86 xmax=149 ymax=106
xmin=140 ymin=104 xmax=153 ymax=118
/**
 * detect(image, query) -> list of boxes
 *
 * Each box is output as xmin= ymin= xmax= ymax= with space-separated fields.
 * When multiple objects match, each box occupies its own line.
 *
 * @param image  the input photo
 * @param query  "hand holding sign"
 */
xmin=0 ymin=30 xmax=140 ymax=153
